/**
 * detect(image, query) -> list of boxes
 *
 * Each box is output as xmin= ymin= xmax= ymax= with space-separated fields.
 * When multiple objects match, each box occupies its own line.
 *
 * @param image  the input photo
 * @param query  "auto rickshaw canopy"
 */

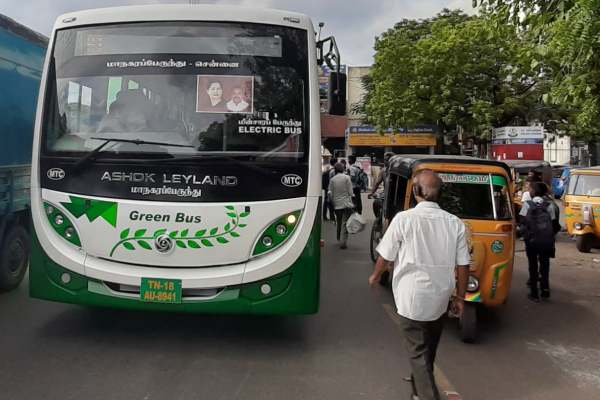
xmin=388 ymin=154 xmax=512 ymax=180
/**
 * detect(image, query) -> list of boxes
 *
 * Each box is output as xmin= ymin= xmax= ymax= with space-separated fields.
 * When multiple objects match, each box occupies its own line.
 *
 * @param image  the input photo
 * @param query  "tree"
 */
xmin=364 ymin=10 xmax=473 ymax=131
xmin=364 ymin=10 xmax=557 ymax=139
xmin=478 ymin=0 xmax=600 ymax=139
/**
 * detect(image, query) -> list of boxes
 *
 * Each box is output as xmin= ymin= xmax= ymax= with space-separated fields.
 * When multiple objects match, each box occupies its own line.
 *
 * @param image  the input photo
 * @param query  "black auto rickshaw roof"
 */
xmin=388 ymin=155 xmax=512 ymax=179
xmin=502 ymin=159 xmax=551 ymax=172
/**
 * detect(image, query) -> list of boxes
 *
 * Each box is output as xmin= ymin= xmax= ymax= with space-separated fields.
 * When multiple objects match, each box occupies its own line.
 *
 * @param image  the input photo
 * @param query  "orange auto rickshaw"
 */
xmin=372 ymin=155 xmax=515 ymax=342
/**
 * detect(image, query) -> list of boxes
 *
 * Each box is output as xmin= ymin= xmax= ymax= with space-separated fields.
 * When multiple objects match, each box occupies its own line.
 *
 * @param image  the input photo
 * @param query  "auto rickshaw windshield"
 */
xmin=568 ymin=174 xmax=600 ymax=197
xmin=434 ymin=173 xmax=512 ymax=220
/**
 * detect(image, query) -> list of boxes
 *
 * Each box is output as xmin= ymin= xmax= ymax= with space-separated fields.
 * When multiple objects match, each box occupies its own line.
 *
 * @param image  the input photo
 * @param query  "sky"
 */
xmin=0 ymin=0 xmax=476 ymax=65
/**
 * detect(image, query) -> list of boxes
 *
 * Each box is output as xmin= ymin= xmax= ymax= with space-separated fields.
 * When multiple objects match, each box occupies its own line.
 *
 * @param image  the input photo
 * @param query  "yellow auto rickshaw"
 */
xmin=374 ymin=155 xmax=515 ymax=342
xmin=564 ymin=167 xmax=600 ymax=252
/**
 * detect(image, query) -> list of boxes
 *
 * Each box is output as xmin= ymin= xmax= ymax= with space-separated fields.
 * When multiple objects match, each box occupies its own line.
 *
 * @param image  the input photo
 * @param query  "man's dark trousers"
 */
xmin=352 ymin=187 xmax=362 ymax=214
xmin=398 ymin=314 xmax=444 ymax=400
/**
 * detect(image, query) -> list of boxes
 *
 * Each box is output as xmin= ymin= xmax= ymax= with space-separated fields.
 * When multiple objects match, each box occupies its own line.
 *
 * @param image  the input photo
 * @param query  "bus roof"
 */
xmin=388 ymin=154 xmax=512 ymax=178
xmin=0 ymin=13 xmax=48 ymax=48
xmin=53 ymin=5 xmax=314 ymax=33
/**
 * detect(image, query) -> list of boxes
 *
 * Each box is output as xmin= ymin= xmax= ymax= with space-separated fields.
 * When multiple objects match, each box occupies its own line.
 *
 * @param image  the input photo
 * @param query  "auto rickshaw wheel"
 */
xmin=576 ymin=234 xmax=592 ymax=253
xmin=458 ymin=303 xmax=477 ymax=343
xmin=370 ymin=222 xmax=382 ymax=263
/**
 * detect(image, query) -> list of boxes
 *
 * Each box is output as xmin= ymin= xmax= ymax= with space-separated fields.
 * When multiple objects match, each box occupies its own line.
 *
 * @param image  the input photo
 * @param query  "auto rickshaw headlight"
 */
xmin=575 ymin=222 xmax=583 ymax=230
xmin=583 ymin=204 xmax=593 ymax=225
xmin=467 ymin=275 xmax=479 ymax=292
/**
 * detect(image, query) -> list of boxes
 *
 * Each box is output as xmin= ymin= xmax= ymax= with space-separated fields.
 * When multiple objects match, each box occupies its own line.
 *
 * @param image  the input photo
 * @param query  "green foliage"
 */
xmin=478 ymin=0 xmax=600 ymax=139
xmin=365 ymin=9 xmax=560 ymax=139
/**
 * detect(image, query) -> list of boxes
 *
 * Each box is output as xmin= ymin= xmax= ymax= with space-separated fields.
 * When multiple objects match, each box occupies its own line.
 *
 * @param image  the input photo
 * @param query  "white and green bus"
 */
xmin=30 ymin=5 xmax=344 ymax=314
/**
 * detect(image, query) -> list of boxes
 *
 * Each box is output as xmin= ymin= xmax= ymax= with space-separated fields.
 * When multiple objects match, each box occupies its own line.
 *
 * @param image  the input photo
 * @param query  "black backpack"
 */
xmin=524 ymin=200 xmax=555 ymax=249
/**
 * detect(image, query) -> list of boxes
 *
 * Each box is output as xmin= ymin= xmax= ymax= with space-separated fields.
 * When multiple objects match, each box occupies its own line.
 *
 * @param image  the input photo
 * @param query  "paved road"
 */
xmin=0 ymin=209 xmax=414 ymax=400
xmin=1 ymin=196 xmax=600 ymax=400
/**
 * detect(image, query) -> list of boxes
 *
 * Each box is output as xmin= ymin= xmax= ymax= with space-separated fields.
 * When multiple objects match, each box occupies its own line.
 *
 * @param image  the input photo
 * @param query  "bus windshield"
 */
xmin=437 ymin=173 xmax=512 ymax=220
xmin=42 ymin=22 xmax=308 ymax=162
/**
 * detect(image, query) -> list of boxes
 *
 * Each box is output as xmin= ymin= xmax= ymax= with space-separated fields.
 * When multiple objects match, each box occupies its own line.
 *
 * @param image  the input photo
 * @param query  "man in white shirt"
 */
xmin=226 ymin=87 xmax=250 ymax=112
xmin=369 ymin=170 xmax=470 ymax=400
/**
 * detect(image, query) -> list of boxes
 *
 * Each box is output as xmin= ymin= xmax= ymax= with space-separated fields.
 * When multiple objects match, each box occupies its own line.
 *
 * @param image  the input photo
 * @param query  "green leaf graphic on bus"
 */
xmin=109 ymin=206 xmax=250 ymax=256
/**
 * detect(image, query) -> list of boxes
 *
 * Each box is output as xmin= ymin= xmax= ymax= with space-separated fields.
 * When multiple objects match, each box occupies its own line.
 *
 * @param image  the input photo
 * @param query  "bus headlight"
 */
xmin=467 ymin=275 xmax=479 ymax=292
xmin=44 ymin=202 xmax=81 ymax=247
xmin=252 ymin=210 xmax=301 ymax=257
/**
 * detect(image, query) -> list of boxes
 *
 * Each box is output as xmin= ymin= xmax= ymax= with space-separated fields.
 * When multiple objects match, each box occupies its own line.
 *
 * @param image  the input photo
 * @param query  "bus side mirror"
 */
xmin=328 ymin=71 xmax=346 ymax=116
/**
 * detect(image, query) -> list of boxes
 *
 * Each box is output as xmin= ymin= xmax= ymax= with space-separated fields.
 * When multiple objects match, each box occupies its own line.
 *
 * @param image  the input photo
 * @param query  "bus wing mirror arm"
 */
xmin=316 ymin=36 xmax=341 ymax=73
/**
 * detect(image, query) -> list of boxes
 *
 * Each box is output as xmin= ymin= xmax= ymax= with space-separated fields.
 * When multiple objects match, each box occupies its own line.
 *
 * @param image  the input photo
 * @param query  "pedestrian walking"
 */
xmin=347 ymin=154 xmax=368 ymax=214
xmin=369 ymin=152 xmax=394 ymax=196
xmin=329 ymin=157 xmax=338 ymax=180
xmin=368 ymin=170 xmax=470 ymax=400
xmin=322 ymin=158 xmax=336 ymax=221
xmin=340 ymin=158 xmax=347 ymax=172
xmin=519 ymin=182 xmax=560 ymax=302
xmin=328 ymin=162 xmax=354 ymax=249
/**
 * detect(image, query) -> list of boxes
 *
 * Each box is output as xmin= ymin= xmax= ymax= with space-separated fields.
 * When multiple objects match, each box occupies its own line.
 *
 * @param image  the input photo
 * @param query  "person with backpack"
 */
xmin=519 ymin=182 xmax=560 ymax=302
xmin=347 ymin=155 xmax=368 ymax=214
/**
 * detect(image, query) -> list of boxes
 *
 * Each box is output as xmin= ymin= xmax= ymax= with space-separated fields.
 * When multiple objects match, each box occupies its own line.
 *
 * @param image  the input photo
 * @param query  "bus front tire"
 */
xmin=459 ymin=303 xmax=477 ymax=343
xmin=0 ymin=225 xmax=30 ymax=291
xmin=576 ymin=234 xmax=592 ymax=253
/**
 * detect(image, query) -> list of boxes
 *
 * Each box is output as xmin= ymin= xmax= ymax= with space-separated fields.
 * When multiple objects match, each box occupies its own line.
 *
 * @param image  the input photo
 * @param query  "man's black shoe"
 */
xmin=541 ymin=290 xmax=550 ymax=300
xmin=528 ymin=293 xmax=540 ymax=303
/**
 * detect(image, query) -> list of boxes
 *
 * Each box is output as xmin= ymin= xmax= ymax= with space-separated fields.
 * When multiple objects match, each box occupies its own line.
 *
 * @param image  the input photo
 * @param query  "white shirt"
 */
xmin=376 ymin=201 xmax=470 ymax=321
xmin=226 ymin=99 xmax=249 ymax=112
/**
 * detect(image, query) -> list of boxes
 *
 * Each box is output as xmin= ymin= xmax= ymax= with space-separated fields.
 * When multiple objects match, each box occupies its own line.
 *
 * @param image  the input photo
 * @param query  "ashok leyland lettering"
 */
xmin=30 ymin=5 xmax=345 ymax=313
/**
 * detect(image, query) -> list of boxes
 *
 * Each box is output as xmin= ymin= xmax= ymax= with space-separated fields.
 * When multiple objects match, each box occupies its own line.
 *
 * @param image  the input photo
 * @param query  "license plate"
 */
xmin=140 ymin=278 xmax=182 ymax=303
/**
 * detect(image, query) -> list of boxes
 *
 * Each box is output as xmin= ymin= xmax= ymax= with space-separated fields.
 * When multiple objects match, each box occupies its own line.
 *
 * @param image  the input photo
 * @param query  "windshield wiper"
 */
xmin=72 ymin=137 xmax=194 ymax=171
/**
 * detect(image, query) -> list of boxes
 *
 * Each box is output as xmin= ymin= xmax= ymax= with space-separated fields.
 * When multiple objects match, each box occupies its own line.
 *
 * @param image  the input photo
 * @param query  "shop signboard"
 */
xmin=347 ymin=125 xmax=438 ymax=147
xmin=492 ymin=126 xmax=543 ymax=141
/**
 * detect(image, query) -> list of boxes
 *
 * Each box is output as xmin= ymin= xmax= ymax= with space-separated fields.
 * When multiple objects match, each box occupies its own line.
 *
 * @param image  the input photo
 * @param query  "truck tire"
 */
xmin=459 ymin=303 xmax=477 ymax=343
xmin=576 ymin=234 xmax=592 ymax=253
xmin=0 ymin=225 xmax=30 ymax=291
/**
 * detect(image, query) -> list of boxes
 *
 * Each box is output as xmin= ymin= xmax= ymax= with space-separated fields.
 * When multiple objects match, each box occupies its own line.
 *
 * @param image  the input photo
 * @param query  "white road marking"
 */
xmin=527 ymin=340 xmax=600 ymax=389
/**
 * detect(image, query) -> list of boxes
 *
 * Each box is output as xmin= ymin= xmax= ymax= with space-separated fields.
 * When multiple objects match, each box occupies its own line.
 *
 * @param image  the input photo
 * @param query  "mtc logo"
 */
xmin=47 ymin=168 xmax=65 ymax=180
xmin=281 ymin=174 xmax=303 ymax=187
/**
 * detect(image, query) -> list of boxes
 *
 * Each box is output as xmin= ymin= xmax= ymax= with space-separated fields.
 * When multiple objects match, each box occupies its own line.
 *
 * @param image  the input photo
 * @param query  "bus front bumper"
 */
xmin=29 ymin=225 xmax=320 ymax=315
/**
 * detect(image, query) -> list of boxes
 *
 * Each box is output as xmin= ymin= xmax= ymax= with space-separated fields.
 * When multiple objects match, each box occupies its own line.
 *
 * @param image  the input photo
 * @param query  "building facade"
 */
xmin=345 ymin=66 xmax=437 ymax=161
